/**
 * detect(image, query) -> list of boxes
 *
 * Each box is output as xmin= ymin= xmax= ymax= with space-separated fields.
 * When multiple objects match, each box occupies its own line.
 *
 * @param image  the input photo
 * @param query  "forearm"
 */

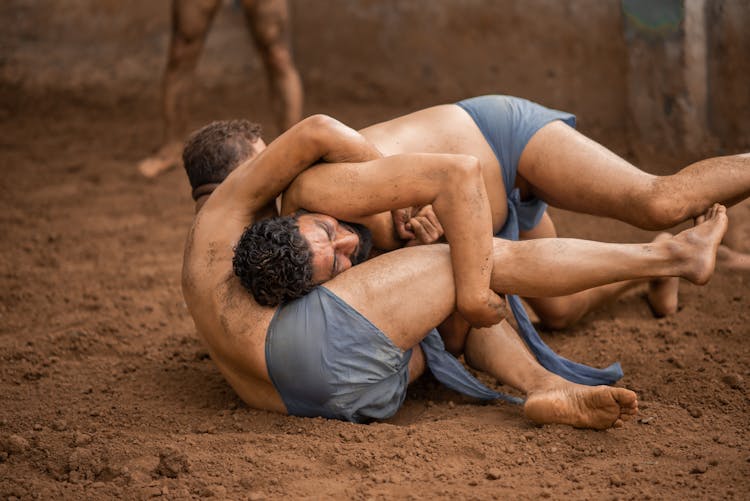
xmin=294 ymin=152 xmax=498 ymax=323
xmin=221 ymin=114 xmax=378 ymax=212
xmin=430 ymin=158 xmax=496 ymax=321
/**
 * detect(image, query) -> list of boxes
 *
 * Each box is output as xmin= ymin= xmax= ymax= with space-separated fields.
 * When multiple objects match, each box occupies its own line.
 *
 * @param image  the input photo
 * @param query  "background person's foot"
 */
xmin=137 ymin=141 xmax=183 ymax=178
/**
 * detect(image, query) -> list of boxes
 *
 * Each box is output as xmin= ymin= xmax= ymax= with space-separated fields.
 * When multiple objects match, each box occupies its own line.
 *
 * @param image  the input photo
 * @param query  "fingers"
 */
xmin=391 ymin=208 xmax=415 ymax=239
xmin=408 ymin=216 xmax=441 ymax=245
xmin=416 ymin=205 xmax=444 ymax=237
xmin=407 ymin=206 xmax=445 ymax=245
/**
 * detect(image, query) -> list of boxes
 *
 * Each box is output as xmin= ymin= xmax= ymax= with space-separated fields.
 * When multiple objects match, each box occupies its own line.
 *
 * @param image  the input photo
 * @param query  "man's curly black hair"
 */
xmin=232 ymin=213 xmax=315 ymax=306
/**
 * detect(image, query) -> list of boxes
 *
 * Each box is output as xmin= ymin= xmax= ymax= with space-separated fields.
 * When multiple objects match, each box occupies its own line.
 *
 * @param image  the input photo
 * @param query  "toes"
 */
xmin=620 ymin=405 xmax=638 ymax=415
xmin=614 ymin=388 xmax=638 ymax=406
xmin=620 ymin=409 xmax=638 ymax=419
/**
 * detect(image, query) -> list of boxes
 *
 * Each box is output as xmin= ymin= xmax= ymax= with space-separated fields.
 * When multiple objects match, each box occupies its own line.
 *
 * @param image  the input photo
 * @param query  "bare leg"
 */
xmin=462 ymin=321 xmax=637 ymax=429
xmin=324 ymin=206 xmax=724 ymax=428
xmin=242 ymin=0 xmax=303 ymax=132
xmin=718 ymin=199 xmax=750 ymax=271
xmin=723 ymin=198 xmax=750 ymax=252
xmin=519 ymin=121 xmax=750 ymax=230
xmin=647 ymin=232 xmax=680 ymax=316
xmin=490 ymin=205 xmax=727 ymax=298
xmin=327 ymin=205 xmax=726 ymax=351
xmin=717 ymin=245 xmax=750 ymax=272
xmin=532 ymin=246 xmax=680 ymax=327
xmin=138 ymin=0 xmax=221 ymax=178
xmin=520 ymin=213 xmax=677 ymax=328
xmin=529 ymin=281 xmax=645 ymax=329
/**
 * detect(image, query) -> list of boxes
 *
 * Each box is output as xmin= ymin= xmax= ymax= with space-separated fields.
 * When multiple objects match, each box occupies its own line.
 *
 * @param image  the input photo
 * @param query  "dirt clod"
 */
xmin=154 ymin=448 xmax=189 ymax=478
xmin=486 ymin=468 xmax=502 ymax=480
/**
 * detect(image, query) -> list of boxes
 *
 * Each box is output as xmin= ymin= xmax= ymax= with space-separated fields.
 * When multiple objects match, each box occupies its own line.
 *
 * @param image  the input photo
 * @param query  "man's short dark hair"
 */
xmin=182 ymin=119 xmax=263 ymax=191
xmin=232 ymin=214 xmax=315 ymax=306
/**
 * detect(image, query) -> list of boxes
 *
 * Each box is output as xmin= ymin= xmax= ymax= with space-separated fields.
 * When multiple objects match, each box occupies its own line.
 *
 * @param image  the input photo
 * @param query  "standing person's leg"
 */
xmin=520 ymin=212 xmax=679 ymax=329
xmin=139 ymin=0 xmax=222 ymax=178
xmin=242 ymin=0 xmax=303 ymax=132
xmin=518 ymin=121 xmax=750 ymax=230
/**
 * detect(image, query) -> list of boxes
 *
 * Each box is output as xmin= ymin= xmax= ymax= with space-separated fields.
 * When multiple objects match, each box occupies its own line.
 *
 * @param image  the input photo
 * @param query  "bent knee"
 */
xmin=636 ymin=179 xmax=693 ymax=230
xmin=534 ymin=298 xmax=584 ymax=330
xmin=540 ymin=312 xmax=577 ymax=331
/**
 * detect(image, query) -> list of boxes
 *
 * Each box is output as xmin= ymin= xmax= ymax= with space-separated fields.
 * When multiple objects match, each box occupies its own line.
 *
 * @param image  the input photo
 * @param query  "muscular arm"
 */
xmin=284 ymin=153 xmax=504 ymax=327
xmin=204 ymin=114 xmax=382 ymax=219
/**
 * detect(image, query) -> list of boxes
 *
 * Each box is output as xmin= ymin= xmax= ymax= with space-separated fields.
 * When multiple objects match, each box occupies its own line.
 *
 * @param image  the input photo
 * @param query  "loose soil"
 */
xmin=1 ymin=85 xmax=748 ymax=500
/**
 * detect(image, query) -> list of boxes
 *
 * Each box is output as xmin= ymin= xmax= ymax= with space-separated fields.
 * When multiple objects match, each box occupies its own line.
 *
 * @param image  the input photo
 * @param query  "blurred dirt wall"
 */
xmin=0 ymin=0 xmax=746 ymax=153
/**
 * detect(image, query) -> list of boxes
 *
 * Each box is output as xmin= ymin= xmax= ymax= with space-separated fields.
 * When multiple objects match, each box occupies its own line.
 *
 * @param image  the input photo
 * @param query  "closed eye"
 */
xmin=315 ymin=220 xmax=337 ymax=278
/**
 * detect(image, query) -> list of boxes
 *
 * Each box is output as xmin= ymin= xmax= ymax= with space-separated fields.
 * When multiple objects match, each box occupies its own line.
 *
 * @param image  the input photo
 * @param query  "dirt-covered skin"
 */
xmin=0 ymin=85 xmax=748 ymax=500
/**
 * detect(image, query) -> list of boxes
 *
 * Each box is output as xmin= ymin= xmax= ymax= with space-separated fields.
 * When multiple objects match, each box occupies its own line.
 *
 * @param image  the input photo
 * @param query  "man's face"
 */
xmin=296 ymin=213 xmax=373 ymax=284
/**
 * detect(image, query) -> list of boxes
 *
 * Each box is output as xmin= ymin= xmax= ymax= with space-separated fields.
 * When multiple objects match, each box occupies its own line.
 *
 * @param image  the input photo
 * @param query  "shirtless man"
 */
xmin=181 ymin=113 xmax=729 ymax=427
xmin=138 ymin=0 xmax=303 ymax=178
xmin=236 ymin=95 xmax=750 ymax=336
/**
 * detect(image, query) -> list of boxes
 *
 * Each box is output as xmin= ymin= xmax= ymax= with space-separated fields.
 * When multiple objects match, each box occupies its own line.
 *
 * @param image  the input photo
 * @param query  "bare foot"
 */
xmin=717 ymin=244 xmax=750 ymax=272
xmin=524 ymin=379 xmax=638 ymax=430
xmin=648 ymin=233 xmax=679 ymax=316
xmin=668 ymin=204 xmax=728 ymax=285
xmin=137 ymin=141 xmax=183 ymax=178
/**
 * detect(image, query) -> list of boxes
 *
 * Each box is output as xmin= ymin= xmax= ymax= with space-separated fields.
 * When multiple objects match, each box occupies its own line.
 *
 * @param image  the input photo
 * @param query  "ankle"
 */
xmin=525 ymin=373 xmax=566 ymax=396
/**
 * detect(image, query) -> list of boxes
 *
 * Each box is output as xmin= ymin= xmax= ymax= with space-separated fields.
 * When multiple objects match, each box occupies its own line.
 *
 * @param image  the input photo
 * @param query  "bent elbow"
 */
xmin=303 ymin=113 xmax=337 ymax=129
xmin=450 ymin=154 xmax=482 ymax=183
xmin=298 ymin=114 xmax=349 ymax=152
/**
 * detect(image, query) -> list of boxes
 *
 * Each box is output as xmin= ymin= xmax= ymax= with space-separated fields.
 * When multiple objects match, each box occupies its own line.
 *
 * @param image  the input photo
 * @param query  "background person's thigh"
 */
xmin=241 ymin=0 xmax=291 ymax=47
xmin=518 ymin=121 xmax=655 ymax=223
xmin=173 ymin=0 xmax=221 ymax=42
xmin=324 ymin=245 xmax=457 ymax=352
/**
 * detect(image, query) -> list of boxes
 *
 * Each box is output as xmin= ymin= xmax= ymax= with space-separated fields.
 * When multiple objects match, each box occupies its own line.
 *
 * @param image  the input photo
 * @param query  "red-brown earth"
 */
xmin=1 ymin=84 xmax=748 ymax=500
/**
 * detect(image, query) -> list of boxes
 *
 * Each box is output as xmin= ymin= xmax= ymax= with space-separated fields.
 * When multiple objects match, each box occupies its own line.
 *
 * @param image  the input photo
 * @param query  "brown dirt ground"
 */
xmin=1 ymin=84 xmax=749 ymax=500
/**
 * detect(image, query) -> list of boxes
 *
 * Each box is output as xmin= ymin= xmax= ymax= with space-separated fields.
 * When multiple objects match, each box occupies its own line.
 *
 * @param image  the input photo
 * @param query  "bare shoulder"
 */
xmin=183 ymin=206 xmax=245 ymax=289
xmin=181 ymin=208 xmax=275 ymax=382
